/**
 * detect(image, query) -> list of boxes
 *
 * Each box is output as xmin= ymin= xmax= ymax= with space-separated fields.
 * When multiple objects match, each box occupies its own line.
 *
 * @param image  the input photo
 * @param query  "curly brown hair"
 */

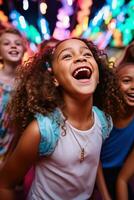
xmin=7 ymin=38 xmax=124 ymax=137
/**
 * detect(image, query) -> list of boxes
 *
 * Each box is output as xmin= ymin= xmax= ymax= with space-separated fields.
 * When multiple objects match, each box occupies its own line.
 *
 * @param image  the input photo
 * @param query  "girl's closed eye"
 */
xmin=62 ymin=54 xmax=72 ymax=60
xmin=2 ymin=41 xmax=10 ymax=46
xmin=121 ymin=78 xmax=131 ymax=84
xmin=15 ymin=41 xmax=23 ymax=46
xmin=83 ymin=52 xmax=93 ymax=57
xmin=82 ymin=50 xmax=93 ymax=58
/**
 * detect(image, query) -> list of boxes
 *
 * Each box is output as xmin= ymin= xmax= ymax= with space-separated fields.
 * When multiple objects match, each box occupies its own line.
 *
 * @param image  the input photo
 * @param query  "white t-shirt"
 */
xmin=28 ymin=111 xmax=103 ymax=200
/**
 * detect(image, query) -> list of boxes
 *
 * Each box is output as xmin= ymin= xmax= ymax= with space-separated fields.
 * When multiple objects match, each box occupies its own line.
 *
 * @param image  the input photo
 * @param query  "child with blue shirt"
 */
xmin=100 ymin=62 xmax=134 ymax=200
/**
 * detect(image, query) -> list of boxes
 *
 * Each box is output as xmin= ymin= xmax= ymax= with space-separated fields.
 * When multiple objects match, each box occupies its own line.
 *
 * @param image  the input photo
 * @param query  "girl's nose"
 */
xmin=10 ymin=43 xmax=17 ymax=48
xmin=74 ymin=56 xmax=87 ymax=63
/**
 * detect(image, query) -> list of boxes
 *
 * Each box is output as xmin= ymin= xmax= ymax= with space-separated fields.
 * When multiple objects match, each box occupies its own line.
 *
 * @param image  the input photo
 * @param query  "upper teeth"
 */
xmin=9 ymin=51 xmax=18 ymax=55
xmin=128 ymin=93 xmax=134 ymax=97
xmin=73 ymin=67 xmax=91 ymax=77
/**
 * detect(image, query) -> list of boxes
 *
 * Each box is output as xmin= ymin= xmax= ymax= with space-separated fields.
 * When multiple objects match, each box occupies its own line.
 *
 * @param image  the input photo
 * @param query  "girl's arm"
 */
xmin=116 ymin=148 xmax=134 ymax=200
xmin=96 ymin=161 xmax=112 ymax=200
xmin=0 ymin=120 xmax=40 ymax=200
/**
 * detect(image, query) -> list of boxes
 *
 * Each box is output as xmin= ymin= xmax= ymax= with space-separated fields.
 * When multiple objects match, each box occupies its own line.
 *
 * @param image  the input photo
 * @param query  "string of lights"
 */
xmin=0 ymin=0 xmax=133 ymax=51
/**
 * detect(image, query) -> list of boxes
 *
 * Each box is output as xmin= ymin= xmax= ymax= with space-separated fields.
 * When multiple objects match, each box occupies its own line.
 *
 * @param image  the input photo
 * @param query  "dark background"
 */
xmin=0 ymin=0 xmax=111 ymax=34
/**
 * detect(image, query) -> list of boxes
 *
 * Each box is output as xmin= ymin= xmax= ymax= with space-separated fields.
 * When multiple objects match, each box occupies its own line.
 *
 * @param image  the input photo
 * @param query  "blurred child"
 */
xmin=0 ymin=38 xmax=123 ymax=200
xmin=38 ymin=37 xmax=59 ymax=52
xmin=100 ymin=62 xmax=134 ymax=200
xmin=116 ymin=42 xmax=134 ymax=66
xmin=0 ymin=27 xmax=26 ymax=164
xmin=116 ymin=147 xmax=134 ymax=200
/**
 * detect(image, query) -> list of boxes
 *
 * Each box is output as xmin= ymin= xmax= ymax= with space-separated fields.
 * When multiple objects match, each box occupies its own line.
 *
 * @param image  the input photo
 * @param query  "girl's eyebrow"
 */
xmin=2 ymin=39 xmax=9 ymax=41
xmin=57 ymin=46 xmax=90 ymax=59
xmin=57 ymin=48 xmax=72 ymax=59
xmin=2 ymin=39 xmax=22 ymax=43
xmin=2 ymin=39 xmax=12 ymax=42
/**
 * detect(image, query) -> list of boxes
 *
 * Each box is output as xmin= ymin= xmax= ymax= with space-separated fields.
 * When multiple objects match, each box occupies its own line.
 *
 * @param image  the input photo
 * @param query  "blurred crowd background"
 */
xmin=0 ymin=0 xmax=133 ymax=61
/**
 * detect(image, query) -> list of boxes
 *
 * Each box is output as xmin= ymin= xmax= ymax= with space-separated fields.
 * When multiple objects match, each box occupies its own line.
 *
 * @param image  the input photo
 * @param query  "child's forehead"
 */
xmin=117 ymin=64 xmax=134 ymax=74
xmin=54 ymin=39 xmax=89 ymax=55
xmin=58 ymin=39 xmax=88 ymax=48
xmin=0 ymin=32 xmax=22 ymax=40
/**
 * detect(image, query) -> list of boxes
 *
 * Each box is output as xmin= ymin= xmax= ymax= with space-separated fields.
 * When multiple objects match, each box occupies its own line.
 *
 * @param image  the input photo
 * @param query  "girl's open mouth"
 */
xmin=72 ymin=67 xmax=92 ymax=80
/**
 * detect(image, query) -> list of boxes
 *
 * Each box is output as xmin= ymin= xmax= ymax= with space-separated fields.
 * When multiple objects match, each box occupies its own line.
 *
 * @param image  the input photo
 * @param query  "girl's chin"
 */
xmin=126 ymin=100 xmax=134 ymax=107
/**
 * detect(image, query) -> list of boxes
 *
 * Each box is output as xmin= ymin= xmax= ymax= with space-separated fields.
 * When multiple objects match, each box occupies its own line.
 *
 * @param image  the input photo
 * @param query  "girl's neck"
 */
xmin=1 ymin=62 xmax=18 ymax=78
xmin=114 ymin=106 xmax=134 ymax=128
xmin=0 ymin=63 xmax=17 ymax=86
xmin=122 ymin=104 xmax=134 ymax=118
xmin=62 ymin=95 xmax=93 ymax=130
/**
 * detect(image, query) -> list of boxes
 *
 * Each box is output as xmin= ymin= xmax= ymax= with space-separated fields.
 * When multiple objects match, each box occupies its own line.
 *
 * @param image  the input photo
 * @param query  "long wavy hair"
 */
xmin=7 ymin=38 xmax=124 ymax=137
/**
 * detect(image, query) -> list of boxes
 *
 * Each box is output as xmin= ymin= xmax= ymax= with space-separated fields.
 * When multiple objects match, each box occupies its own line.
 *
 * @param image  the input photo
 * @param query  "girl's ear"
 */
xmin=53 ymin=78 xmax=59 ymax=87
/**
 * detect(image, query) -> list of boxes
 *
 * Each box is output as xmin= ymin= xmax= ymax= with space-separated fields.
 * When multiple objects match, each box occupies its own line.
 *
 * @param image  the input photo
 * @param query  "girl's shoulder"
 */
xmin=93 ymin=106 xmax=113 ymax=141
xmin=19 ymin=120 xmax=41 ymax=155
xmin=35 ymin=110 xmax=61 ymax=156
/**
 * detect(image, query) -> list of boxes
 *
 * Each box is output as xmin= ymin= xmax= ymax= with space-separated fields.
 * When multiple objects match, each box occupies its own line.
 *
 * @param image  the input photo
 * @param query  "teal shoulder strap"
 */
xmin=36 ymin=107 xmax=113 ymax=156
xmin=93 ymin=106 xmax=113 ymax=141
xmin=35 ymin=109 xmax=61 ymax=156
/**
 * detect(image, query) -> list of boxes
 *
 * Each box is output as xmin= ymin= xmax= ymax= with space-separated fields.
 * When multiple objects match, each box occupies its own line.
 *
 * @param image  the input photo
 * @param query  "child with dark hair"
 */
xmin=0 ymin=38 xmax=123 ymax=200
xmin=100 ymin=62 xmax=134 ymax=200
xmin=115 ymin=62 xmax=134 ymax=200
xmin=0 ymin=27 xmax=26 ymax=164
xmin=116 ymin=41 xmax=134 ymax=66
xmin=38 ymin=37 xmax=59 ymax=51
